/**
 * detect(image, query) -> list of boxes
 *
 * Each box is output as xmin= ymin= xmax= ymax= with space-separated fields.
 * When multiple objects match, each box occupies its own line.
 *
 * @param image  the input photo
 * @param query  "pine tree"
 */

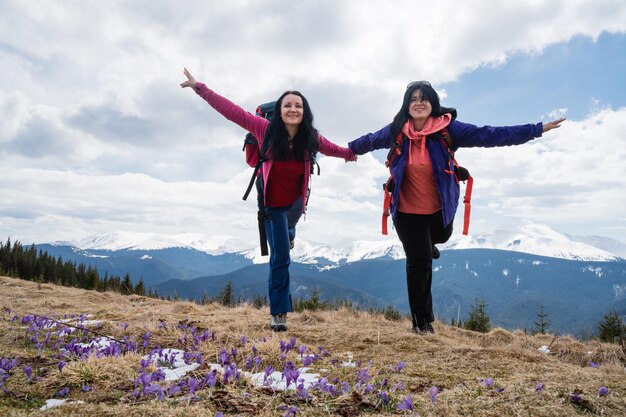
xmin=134 ymin=278 xmax=146 ymax=296
xmin=121 ymin=273 xmax=133 ymax=295
xmin=464 ymin=297 xmax=491 ymax=333
xmin=532 ymin=301 xmax=551 ymax=335
xmin=598 ymin=309 xmax=625 ymax=344
xmin=218 ymin=281 xmax=234 ymax=307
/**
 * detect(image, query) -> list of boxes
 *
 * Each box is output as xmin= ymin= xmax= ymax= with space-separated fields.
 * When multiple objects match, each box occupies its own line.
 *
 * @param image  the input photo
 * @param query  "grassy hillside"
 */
xmin=0 ymin=275 xmax=624 ymax=416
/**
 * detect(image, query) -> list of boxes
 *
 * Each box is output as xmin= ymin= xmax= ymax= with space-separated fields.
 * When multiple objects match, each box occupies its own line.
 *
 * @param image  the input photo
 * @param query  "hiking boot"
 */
xmin=413 ymin=322 xmax=435 ymax=335
xmin=270 ymin=313 xmax=288 ymax=332
xmin=290 ymin=240 xmax=295 ymax=250
xmin=432 ymin=245 xmax=440 ymax=259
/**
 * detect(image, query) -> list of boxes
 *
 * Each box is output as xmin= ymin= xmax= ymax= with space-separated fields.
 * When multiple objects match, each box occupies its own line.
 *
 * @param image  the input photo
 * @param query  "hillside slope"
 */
xmin=1 ymin=275 xmax=624 ymax=416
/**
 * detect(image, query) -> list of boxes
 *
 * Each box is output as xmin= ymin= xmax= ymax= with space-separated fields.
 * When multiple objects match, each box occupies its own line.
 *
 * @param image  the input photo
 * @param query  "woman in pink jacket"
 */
xmin=181 ymin=68 xmax=356 ymax=331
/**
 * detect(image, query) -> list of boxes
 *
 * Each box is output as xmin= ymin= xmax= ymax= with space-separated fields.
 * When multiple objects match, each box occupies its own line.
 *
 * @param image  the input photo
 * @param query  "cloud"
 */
xmin=1 ymin=0 xmax=625 ymax=245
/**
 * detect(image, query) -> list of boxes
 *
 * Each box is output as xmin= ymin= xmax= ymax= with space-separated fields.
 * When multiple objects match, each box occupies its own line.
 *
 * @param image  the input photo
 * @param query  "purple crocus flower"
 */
xmin=379 ymin=391 xmax=390 ymax=405
xmin=244 ymin=356 xmax=254 ymax=370
xmin=144 ymin=383 xmax=164 ymax=400
xmin=598 ymin=386 xmax=609 ymax=397
xmin=283 ymin=362 xmax=299 ymax=389
xmin=356 ymin=368 xmax=371 ymax=385
xmin=481 ymin=378 xmax=494 ymax=388
xmin=203 ymin=370 xmax=217 ymax=389
xmin=168 ymin=384 xmax=181 ymax=397
xmin=395 ymin=361 xmax=406 ymax=373
xmin=287 ymin=337 xmax=297 ymax=351
xmin=298 ymin=345 xmax=307 ymax=356
xmin=58 ymin=361 xmax=66 ymax=373
xmin=187 ymin=377 xmax=200 ymax=396
xmin=81 ymin=384 xmax=93 ymax=392
xmin=140 ymin=358 xmax=152 ymax=370
xmin=429 ymin=385 xmax=439 ymax=403
xmin=534 ymin=382 xmax=545 ymax=393
xmin=218 ymin=349 xmax=230 ymax=365
xmin=284 ymin=406 xmax=298 ymax=417
xmin=296 ymin=383 xmax=309 ymax=400
xmin=318 ymin=346 xmax=330 ymax=356
xmin=589 ymin=361 xmax=599 ymax=368
xmin=23 ymin=364 xmax=33 ymax=380
xmin=392 ymin=381 xmax=405 ymax=392
xmin=569 ymin=392 xmax=582 ymax=403
xmin=302 ymin=356 xmax=314 ymax=367
xmin=240 ymin=336 xmax=247 ymax=345
xmin=397 ymin=394 xmax=413 ymax=411
xmin=150 ymin=368 xmax=166 ymax=383
xmin=57 ymin=386 xmax=70 ymax=397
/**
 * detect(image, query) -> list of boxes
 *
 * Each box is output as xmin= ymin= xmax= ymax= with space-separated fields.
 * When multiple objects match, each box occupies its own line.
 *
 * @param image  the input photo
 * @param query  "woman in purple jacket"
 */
xmin=348 ymin=81 xmax=564 ymax=334
xmin=181 ymin=68 xmax=356 ymax=331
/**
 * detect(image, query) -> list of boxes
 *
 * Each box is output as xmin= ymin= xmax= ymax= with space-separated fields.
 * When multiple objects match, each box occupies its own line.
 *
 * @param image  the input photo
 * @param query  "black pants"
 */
xmin=394 ymin=211 xmax=453 ymax=329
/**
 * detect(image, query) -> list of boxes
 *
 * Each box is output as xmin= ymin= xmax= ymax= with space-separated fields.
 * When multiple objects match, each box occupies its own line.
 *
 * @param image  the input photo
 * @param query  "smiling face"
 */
xmin=280 ymin=93 xmax=304 ymax=128
xmin=408 ymin=89 xmax=432 ymax=124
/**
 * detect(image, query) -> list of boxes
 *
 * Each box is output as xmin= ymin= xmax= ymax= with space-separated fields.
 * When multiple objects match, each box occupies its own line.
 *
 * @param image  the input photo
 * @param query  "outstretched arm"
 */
xmin=180 ymin=67 xmax=197 ymax=89
xmin=318 ymin=134 xmax=357 ymax=162
xmin=180 ymin=68 xmax=268 ymax=141
xmin=542 ymin=117 xmax=566 ymax=133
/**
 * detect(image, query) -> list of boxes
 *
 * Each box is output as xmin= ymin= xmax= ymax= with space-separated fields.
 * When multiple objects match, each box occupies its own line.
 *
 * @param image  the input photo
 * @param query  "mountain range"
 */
xmin=34 ymin=221 xmax=625 ymax=338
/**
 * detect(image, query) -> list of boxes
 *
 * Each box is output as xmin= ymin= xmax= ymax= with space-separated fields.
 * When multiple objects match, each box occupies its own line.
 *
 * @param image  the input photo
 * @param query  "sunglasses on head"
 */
xmin=406 ymin=80 xmax=432 ymax=89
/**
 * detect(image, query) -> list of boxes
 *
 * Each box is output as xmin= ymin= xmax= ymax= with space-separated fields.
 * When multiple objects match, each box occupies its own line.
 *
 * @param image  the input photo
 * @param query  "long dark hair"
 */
xmin=264 ymin=90 xmax=319 ymax=161
xmin=389 ymin=83 xmax=457 ymax=141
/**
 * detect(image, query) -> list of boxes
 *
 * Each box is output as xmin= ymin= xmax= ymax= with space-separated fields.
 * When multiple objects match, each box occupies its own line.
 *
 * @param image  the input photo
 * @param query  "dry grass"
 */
xmin=1 ymin=275 xmax=625 ymax=416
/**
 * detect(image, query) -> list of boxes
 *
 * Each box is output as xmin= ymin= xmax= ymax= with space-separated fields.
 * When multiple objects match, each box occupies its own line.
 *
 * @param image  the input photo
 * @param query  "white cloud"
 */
xmin=1 ymin=0 xmax=625 ymax=245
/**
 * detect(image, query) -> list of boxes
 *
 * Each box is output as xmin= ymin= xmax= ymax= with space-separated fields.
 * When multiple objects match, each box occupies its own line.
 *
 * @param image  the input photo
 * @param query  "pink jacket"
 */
xmin=194 ymin=83 xmax=354 ymax=212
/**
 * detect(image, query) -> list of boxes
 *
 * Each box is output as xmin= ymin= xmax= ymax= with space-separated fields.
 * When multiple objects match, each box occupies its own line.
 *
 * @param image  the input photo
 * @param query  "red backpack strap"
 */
xmin=385 ymin=133 xmax=404 ymax=168
xmin=382 ymin=181 xmax=391 ymax=235
xmin=381 ymin=133 xmax=404 ymax=234
xmin=462 ymin=176 xmax=473 ymax=235
xmin=441 ymin=127 xmax=473 ymax=235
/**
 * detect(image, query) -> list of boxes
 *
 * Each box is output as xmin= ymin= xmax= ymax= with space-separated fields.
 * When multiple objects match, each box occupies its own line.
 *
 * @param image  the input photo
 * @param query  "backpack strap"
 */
xmin=381 ymin=133 xmax=404 ymax=234
xmin=439 ymin=127 xmax=473 ymax=235
xmin=242 ymin=137 xmax=271 ymax=201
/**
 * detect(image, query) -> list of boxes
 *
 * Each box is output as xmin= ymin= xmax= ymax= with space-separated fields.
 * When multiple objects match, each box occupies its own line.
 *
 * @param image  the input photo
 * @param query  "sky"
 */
xmin=1 ymin=0 xmax=625 ymax=249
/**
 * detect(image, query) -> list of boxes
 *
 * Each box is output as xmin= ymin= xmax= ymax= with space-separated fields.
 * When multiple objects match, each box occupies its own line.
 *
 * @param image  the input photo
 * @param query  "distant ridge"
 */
xmin=57 ymin=220 xmax=623 ymax=264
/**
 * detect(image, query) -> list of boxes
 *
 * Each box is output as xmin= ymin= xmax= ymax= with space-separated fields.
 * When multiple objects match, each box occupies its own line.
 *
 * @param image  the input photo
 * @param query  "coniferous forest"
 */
xmin=0 ymin=238 xmax=148 ymax=296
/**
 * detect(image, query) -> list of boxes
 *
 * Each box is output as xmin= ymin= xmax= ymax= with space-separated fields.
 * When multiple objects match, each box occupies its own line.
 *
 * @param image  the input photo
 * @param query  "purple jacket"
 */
xmin=348 ymin=119 xmax=543 ymax=228
xmin=194 ymin=83 xmax=354 ymax=212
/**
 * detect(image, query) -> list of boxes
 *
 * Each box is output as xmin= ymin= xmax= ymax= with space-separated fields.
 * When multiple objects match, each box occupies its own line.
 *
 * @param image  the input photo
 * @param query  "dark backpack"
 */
xmin=382 ymin=126 xmax=473 ymax=235
xmin=240 ymin=102 xmax=275 ymax=256
xmin=242 ymin=102 xmax=276 ymax=168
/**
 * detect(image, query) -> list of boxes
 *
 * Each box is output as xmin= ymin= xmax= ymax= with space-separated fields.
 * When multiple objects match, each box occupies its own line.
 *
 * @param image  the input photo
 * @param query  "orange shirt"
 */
xmin=397 ymin=138 xmax=441 ymax=214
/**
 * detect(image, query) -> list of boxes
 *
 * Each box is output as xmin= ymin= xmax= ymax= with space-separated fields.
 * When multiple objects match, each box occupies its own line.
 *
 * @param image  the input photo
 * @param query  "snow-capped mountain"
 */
xmin=442 ymin=221 xmax=621 ymax=262
xmin=56 ymin=221 xmax=623 ymax=264
xmin=59 ymin=231 xmax=252 ymax=255
xmin=566 ymin=234 xmax=626 ymax=259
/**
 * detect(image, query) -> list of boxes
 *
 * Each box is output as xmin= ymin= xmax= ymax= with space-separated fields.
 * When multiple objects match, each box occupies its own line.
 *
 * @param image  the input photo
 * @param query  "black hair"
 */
xmin=264 ymin=90 xmax=319 ymax=161
xmin=389 ymin=83 xmax=457 ymax=141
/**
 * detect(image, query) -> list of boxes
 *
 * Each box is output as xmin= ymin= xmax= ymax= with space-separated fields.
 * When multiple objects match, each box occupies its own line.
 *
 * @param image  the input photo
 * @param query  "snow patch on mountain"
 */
xmin=442 ymin=221 xmax=620 ymax=262
xmin=59 ymin=232 xmax=253 ymax=255
xmin=54 ymin=221 xmax=622 ymax=264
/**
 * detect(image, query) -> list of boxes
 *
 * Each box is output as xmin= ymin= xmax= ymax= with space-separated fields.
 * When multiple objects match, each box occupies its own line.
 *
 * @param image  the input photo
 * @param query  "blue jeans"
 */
xmin=265 ymin=197 xmax=303 ymax=315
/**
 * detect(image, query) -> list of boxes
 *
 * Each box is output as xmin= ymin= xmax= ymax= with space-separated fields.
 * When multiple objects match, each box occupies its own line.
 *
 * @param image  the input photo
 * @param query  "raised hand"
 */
xmin=180 ymin=68 xmax=197 ymax=89
xmin=542 ymin=117 xmax=566 ymax=133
